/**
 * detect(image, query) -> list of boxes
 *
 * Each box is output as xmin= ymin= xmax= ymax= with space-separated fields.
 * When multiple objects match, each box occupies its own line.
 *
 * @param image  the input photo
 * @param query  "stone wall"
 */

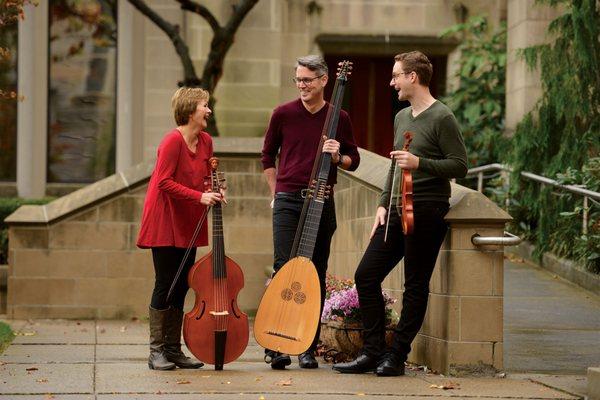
xmin=6 ymin=138 xmax=272 ymax=319
xmin=141 ymin=0 xmax=504 ymax=154
xmin=330 ymin=149 xmax=509 ymax=374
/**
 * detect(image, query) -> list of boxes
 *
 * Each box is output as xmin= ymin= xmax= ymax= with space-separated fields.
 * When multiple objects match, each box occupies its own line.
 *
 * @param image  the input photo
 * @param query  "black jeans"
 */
xmin=150 ymin=247 xmax=197 ymax=311
xmin=355 ymin=202 xmax=449 ymax=361
xmin=271 ymin=192 xmax=337 ymax=352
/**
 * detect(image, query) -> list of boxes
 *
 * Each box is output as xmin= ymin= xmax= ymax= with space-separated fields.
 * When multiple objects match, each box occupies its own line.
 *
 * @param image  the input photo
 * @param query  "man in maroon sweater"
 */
xmin=261 ymin=55 xmax=360 ymax=370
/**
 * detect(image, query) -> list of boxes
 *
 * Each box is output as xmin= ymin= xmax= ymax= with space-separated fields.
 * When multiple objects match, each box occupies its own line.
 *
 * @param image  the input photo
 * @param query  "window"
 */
xmin=0 ymin=18 xmax=18 ymax=181
xmin=48 ymin=0 xmax=117 ymax=183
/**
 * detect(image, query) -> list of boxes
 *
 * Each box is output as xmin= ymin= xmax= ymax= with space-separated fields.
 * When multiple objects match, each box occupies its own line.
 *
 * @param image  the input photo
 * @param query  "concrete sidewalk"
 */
xmin=0 ymin=318 xmax=583 ymax=400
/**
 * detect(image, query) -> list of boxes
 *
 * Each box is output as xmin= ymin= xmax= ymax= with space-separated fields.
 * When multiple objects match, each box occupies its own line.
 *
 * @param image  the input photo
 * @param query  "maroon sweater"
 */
xmin=261 ymin=99 xmax=360 ymax=193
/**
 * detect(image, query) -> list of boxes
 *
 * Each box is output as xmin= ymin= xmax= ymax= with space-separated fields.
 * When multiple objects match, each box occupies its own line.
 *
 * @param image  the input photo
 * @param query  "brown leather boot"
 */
xmin=164 ymin=307 xmax=203 ymax=369
xmin=148 ymin=307 xmax=176 ymax=370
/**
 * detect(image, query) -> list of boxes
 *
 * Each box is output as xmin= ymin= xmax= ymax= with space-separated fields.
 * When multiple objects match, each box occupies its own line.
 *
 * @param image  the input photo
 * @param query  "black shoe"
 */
xmin=264 ymin=350 xmax=291 ymax=370
xmin=376 ymin=352 xmax=405 ymax=376
xmin=298 ymin=351 xmax=318 ymax=369
xmin=332 ymin=353 xmax=379 ymax=374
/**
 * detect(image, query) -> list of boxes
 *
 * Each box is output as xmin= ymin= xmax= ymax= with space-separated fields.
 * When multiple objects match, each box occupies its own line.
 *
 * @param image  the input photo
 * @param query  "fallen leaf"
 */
xmin=356 ymin=393 xmax=365 ymax=396
xmin=258 ymin=396 xmax=265 ymax=400
xmin=255 ymin=377 xmax=262 ymax=382
xmin=44 ymin=395 xmax=55 ymax=400
xmin=100 ymin=328 xmax=106 ymax=334
xmin=176 ymin=380 xmax=191 ymax=384
xmin=201 ymin=375 xmax=211 ymax=378
xmin=120 ymin=326 xmax=127 ymax=333
xmin=36 ymin=378 xmax=48 ymax=383
xmin=430 ymin=382 xmax=460 ymax=390
xmin=275 ymin=378 xmax=293 ymax=386
xmin=26 ymin=367 xmax=38 ymax=371
xmin=15 ymin=331 xmax=36 ymax=336
xmin=0 ymin=361 xmax=6 ymax=366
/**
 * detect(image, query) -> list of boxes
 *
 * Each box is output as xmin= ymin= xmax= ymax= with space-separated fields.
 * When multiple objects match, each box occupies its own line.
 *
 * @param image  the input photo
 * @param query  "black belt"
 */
xmin=275 ymin=190 xmax=309 ymax=199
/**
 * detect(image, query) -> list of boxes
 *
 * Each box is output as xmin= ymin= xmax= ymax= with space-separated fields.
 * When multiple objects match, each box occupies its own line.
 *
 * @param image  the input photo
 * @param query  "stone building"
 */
xmin=1 ymin=0 xmax=560 ymax=198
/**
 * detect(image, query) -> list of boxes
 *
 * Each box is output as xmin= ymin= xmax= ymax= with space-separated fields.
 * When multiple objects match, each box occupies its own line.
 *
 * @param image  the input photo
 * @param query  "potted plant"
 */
xmin=320 ymin=274 xmax=398 ymax=358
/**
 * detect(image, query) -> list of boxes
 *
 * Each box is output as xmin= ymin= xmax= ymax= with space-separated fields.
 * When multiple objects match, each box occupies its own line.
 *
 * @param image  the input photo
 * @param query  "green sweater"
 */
xmin=378 ymin=100 xmax=468 ymax=207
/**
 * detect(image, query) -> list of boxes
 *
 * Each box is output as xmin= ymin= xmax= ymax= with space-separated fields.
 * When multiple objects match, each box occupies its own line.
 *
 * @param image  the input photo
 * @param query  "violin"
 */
xmin=182 ymin=157 xmax=249 ymax=370
xmin=384 ymin=131 xmax=414 ymax=241
xmin=398 ymin=131 xmax=414 ymax=235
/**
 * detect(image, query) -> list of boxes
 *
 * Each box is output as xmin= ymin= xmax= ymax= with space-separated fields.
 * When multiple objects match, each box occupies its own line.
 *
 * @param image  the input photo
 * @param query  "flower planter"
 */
xmin=320 ymin=319 xmax=395 ymax=358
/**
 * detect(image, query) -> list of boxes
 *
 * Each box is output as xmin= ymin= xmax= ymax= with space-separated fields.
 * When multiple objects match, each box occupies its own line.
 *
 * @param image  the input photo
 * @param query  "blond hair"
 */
xmin=171 ymin=87 xmax=209 ymax=126
xmin=394 ymin=51 xmax=433 ymax=87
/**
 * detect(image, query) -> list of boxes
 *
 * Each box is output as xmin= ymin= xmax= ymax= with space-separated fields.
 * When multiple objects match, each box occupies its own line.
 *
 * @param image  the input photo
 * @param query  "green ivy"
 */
xmin=509 ymin=0 xmax=600 ymax=272
xmin=441 ymin=15 xmax=509 ymax=167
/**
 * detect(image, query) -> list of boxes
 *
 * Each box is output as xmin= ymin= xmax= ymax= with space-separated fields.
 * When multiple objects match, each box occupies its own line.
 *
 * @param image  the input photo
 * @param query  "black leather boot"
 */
xmin=376 ymin=352 xmax=405 ymax=376
xmin=164 ymin=308 xmax=204 ymax=369
xmin=264 ymin=350 xmax=291 ymax=370
xmin=298 ymin=351 xmax=318 ymax=369
xmin=148 ymin=307 xmax=176 ymax=370
xmin=332 ymin=353 xmax=379 ymax=374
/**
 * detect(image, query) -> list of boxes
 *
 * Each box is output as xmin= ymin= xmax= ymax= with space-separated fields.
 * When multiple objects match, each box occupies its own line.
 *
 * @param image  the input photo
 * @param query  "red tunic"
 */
xmin=137 ymin=129 xmax=213 ymax=249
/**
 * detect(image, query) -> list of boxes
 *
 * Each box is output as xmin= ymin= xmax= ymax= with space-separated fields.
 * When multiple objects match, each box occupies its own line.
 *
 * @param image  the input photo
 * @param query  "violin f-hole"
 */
xmin=231 ymin=300 xmax=241 ymax=318
xmin=195 ymin=300 xmax=206 ymax=320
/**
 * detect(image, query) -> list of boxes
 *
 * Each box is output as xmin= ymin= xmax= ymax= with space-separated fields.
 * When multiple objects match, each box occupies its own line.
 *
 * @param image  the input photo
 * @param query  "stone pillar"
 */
xmin=17 ymin=2 xmax=48 ymax=198
xmin=116 ymin=0 xmax=145 ymax=171
xmin=505 ymin=0 xmax=562 ymax=133
xmin=410 ymin=189 xmax=511 ymax=374
xmin=116 ymin=1 xmax=134 ymax=172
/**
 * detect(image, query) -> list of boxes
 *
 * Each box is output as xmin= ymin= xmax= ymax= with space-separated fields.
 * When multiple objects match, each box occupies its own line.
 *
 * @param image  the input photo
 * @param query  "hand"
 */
xmin=322 ymin=137 xmax=341 ymax=164
xmin=370 ymin=206 xmax=387 ymax=239
xmin=390 ymin=150 xmax=419 ymax=170
xmin=200 ymin=191 xmax=222 ymax=206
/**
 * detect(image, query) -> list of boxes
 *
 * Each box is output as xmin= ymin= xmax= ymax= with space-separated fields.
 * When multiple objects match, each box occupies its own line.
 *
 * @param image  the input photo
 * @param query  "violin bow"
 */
xmin=166 ymin=206 xmax=211 ymax=304
xmin=384 ymin=155 xmax=397 ymax=243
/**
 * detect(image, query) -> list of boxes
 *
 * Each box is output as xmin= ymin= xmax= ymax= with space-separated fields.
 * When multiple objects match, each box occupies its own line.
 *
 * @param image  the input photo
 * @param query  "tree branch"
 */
xmin=127 ymin=0 xmax=200 ymax=86
xmin=200 ymin=0 xmax=259 ymax=92
xmin=174 ymin=0 xmax=220 ymax=33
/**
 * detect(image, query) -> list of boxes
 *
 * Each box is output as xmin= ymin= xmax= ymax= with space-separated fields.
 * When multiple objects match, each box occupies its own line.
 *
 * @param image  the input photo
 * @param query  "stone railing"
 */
xmin=6 ymin=137 xmax=511 ymax=374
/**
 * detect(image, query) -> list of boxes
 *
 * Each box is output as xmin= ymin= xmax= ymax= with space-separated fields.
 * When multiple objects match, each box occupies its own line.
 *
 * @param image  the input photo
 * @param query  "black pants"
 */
xmin=150 ymin=247 xmax=197 ymax=311
xmin=271 ymin=192 xmax=337 ymax=352
xmin=355 ymin=202 xmax=449 ymax=361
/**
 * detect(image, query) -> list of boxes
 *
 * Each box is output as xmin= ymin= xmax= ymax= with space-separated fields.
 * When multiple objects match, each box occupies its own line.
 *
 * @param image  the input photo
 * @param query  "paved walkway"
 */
xmin=0 ymin=257 xmax=597 ymax=399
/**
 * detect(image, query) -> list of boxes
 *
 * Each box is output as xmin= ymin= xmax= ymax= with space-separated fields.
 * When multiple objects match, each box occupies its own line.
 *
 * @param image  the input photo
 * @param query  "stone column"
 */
xmin=17 ymin=2 xmax=48 ymax=198
xmin=410 ymin=189 xmax=511 ymax=374
xmin=116 ymin=1 xmax=134 ymax=172
xmin=505 ymin=0 xmax=562 ymax=133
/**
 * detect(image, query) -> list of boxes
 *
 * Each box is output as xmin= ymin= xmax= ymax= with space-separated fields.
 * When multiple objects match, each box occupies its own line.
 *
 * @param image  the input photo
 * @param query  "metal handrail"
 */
xmin=463 ymin=163 xmax=599 ymax=235
xmin=471 ymin=231 xmax=522 ymax=247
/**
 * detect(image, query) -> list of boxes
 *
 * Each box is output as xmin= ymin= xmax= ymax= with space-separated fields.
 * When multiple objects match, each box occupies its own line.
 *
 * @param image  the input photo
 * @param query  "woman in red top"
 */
xmin=137 ymin=87 xmax=224 ymax=371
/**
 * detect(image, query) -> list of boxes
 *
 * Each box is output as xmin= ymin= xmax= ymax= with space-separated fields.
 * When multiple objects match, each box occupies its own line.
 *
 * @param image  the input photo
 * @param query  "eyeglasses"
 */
xmin=391 ymin=71 xmax=412 ymax=80
xmin=292 ymin=74 xmax=324 ymax=85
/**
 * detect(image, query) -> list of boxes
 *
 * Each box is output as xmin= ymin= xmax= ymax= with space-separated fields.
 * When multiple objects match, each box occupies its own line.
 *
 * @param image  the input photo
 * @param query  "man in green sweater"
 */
xmin=333 ymin=51 xmax=468 ymax=376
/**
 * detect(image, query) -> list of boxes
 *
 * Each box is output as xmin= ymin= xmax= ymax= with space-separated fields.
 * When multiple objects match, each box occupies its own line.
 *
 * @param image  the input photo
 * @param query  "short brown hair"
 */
xmin=171 ymin=87 xmax=209 ymax=126
xmin=394 ymin=51 xmax=433 ymax=87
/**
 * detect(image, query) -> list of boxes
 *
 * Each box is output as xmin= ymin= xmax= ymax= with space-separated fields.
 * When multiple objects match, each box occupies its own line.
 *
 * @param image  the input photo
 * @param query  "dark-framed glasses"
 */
xmin=391 ymin=71 xmax=412 ymax=80
xmin=292 ymin=74 xmax=324 ymax=85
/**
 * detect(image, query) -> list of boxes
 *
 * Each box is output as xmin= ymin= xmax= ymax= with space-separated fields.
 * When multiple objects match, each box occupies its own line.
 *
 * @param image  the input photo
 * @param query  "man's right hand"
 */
xmin=370 ymin=206 xmax=387 ymax=239
xmin=200 ymin=192 xmax=223 ymax=206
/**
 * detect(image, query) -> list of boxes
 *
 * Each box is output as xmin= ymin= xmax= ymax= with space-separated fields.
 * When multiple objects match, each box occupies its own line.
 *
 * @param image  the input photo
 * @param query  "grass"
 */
xmin=0 ymin=320 xmax=14 ymax=355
